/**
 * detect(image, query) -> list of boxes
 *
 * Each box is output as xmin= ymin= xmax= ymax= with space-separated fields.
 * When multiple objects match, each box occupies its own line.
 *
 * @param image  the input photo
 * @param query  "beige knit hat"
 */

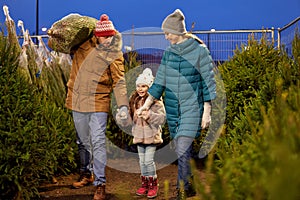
xmin=161 ymin=9 xmax=187 ymax=35
xmin=136 ymin=68 xmax=154 ymax=87
xmin=94 ymin=14 xmax=116 ymax=37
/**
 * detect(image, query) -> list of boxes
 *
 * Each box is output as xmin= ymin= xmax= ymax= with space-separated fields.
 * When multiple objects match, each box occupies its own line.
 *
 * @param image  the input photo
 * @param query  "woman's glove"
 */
xmin=201 ymin=102 xmax=212 ymax=129
xmin=136 ymin=94 xmax=155 ymax=117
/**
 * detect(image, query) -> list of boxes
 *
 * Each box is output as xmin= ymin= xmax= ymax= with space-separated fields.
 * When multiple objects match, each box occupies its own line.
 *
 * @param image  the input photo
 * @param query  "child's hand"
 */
xmin=136 ymin=94 xmax=155 ymax=116
xmin=136 ymin=107 xmax=145 ymax=117
xmin=141 ymin=110 xmax=150 ymax=120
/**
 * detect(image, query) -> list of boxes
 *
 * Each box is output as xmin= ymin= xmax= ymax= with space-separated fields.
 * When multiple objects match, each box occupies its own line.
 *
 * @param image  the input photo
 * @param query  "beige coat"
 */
xmin=65 ymin=32 xmax=129 ymax=112
xmin=131 ymin=96 xmax=166 ymax=144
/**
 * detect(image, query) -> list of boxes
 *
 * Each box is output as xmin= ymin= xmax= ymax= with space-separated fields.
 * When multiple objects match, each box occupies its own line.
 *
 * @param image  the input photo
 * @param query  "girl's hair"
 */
xmin=129 ymin=91 xmax=149 ymax=119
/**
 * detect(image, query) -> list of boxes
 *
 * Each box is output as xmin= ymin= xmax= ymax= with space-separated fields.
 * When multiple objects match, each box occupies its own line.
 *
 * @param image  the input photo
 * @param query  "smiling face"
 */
xmin=136 ymin=84 xmax=149 ymax=97
xmin=164 ymin=32 xmax=185 ymax=44
xmin=97 ymin=36 xmax=113 ymax=47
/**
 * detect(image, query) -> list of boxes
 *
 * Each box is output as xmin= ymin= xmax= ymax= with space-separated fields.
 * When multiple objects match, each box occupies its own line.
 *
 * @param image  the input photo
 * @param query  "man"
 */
xmin=65 ymin=14 xmax=129 ymax=200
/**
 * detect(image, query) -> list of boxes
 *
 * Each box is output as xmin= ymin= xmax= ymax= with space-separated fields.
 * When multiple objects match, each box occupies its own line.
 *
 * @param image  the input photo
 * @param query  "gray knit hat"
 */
xmin=161 ymin=9 xmax=187 ymax=35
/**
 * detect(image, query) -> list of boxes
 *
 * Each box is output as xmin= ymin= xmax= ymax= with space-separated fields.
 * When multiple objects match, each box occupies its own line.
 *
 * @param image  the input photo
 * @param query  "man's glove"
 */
xmin=136 ymin=94 xmax=155 ymax=117
xmin=117 ymin=106 xmax=129 ymax=119
xmin=201 ymin=102 xmax=212 ymax=129
xmin=116 ymin=106 xmax=131 ymax=127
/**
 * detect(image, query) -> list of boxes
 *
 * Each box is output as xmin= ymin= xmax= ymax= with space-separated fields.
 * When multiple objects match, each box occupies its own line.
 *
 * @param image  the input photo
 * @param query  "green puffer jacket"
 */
xmin=148 ymin=36 xmax=216 ymax=139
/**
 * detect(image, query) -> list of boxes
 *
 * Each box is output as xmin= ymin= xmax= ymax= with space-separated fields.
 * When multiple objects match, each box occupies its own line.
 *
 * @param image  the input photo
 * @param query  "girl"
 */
xmin=116 ymin=68 xmax=166 ymax=199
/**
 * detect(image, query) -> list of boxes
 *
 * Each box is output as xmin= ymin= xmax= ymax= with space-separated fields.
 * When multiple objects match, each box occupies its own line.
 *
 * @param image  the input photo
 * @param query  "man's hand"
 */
xmin=116 ymin=106 xmax=132 ymax=127
xmin=117 ymin=106 xmax=129 ymax=120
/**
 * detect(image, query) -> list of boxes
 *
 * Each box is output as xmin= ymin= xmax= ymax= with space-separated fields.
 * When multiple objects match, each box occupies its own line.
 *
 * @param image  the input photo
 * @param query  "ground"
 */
xmin=39 ymin=158 xmax=206 ymax=200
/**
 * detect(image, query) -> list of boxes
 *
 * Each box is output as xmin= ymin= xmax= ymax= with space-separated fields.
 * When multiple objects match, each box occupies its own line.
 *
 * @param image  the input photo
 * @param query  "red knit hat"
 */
xmin=94 ymin=14 xmax=116 ymax=37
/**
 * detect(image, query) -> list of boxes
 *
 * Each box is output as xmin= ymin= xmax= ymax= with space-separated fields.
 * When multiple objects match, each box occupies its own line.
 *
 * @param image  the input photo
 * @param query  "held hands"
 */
xmin=136 ymin=107 xmax=147 ymax=117
xmin=117 ymin=106 xmax=129 ymax=120
xmin=136 ymin=94 xmax=155 ymax=116
xmin=201 ymin=102 xmax=212 ymax=129
xmin=116 ymin=106 xmax=131 ymax=127
xmin=139 ymin=110 xmax=150 ymax=120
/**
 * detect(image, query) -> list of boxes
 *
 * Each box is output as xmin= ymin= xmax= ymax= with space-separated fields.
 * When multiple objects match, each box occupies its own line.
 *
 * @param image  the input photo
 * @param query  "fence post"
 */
xmin=277 ymin=27 xmax=281 ymax=49
xmin=207 ymin=32 xmax=210 ymax=50
xmin=271 ymin=27 xmax=275 ymax=44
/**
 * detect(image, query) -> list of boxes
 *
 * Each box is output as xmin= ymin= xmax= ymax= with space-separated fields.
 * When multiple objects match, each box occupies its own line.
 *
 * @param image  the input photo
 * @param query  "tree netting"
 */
xmin=47 ymin=13 xmax=97 ymax=54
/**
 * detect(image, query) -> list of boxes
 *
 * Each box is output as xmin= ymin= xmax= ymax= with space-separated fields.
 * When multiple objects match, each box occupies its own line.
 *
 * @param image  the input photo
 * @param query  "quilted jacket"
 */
xmin=65 ymin=32 xmax=129 ymax=112
xmin=148 ymin=35 xmax=216 ymax=139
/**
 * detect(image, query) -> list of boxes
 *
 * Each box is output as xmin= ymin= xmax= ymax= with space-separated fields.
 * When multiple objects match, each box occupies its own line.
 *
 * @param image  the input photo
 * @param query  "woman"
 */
xmin=138 ymin=9 xmax=217 ymax=200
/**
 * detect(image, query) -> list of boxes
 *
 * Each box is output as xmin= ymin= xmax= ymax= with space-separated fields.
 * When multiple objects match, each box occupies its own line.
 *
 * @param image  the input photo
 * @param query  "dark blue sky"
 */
xmin=1 ymin=0 xmax=300 ymax=35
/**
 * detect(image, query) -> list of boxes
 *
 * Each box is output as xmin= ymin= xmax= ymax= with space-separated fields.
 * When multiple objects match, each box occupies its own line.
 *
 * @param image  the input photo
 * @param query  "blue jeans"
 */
xmin=174 ymin=136 xmax=194 ymax=190
xmin=137 ymin=144 xmax=157 ymax=177
xmin=73 ymin=111 xmax=108 ymax=186
xmin=76 ymin=130 xmax=91 ymax=174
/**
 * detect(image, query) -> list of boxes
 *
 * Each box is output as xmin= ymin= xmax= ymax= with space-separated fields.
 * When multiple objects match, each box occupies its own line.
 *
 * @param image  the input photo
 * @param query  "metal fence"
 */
xmin=15 ymin=16 xmax=299 ymax=64
xmin=121 ymin=28 xmax=275 ymax=64
xmin=278 ymin=16 xmax=300 ymax=56
xmin=121 ymin=17 xmax=299 ymax=64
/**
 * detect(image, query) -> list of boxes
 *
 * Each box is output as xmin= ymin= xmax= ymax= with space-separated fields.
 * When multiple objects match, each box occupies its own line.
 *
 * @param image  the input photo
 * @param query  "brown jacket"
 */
xmin=131 ymin=96 xmax=166 ymax=144
xmin=65 ymin=32 xmax=129 ymax=112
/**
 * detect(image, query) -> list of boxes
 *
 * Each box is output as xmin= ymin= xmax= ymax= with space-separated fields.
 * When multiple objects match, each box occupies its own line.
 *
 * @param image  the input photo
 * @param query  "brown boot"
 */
xmin=72 ymin=172 xmax=94 ymax=189
xmin=147 ymin=176 xmax=158 ymax=199
xmin=94 ymin=184 xmax=106 ymax=200
xmin=136 ymin=176 xmax=148 ymax=196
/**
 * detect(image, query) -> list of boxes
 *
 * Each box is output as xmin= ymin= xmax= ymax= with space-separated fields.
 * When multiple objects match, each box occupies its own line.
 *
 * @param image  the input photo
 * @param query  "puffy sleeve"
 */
xmin=198 ymin=45 xmax=216 ymax=101
xmin=148 ymin=51 xmax=168 ymax=99
xmin=110 ymin=55 xmax=129 ymax=108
